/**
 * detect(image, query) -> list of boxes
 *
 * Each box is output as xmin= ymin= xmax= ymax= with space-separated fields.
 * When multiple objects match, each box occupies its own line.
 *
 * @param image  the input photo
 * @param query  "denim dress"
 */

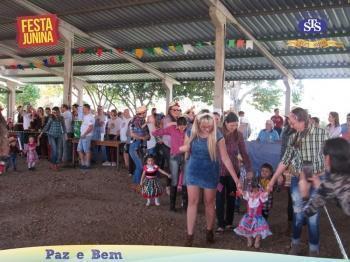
xmin=185 ymin=130 xmax=223 ymax=189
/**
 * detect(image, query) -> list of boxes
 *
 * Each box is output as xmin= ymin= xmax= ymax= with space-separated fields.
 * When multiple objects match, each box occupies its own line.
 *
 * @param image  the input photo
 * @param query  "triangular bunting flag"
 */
xmin=58 ymin=55 xmax=63 ymax=63
xmin=154 ymin=47 xmax=163 ymax=55
xmin=146 ymin=47 xmax=155 ymax=55
xmin=168 ymin=45 xmax=176 ymax=52
xmin=175 ymin=44 xmax=183 ymax=52
xmin=236 ymin=39 xmax=245 ymax=48
xmin=29 ymin=62 xmax=35 ymax=70
xmin=204 ymin=41 xmax=213 ymax=46
xmin=116 ymin=48 xmax=124 ymax=53
xmin=43 ymin=59 xmax=49 ymax=66
xmin=196 ymin=42 xmax=203 ymax=48
xmin=162 ymin=44 xmax=169 ymax=52
xmin=49 ymin=56 xmax=56 ymax=64
xmin=227 ymin=39 xmax=236 ymax=48
xmin=34 ymin=61 xmax=42 ymax=69
xmin=135 ymin=48 xmax=144 ymax=59
xmin=183 ymin=44 xmax=194 ymax=54
xmin=96 ymin=47 xmax=103 ymax=57
xmin=245 ymin=40 xmax=254 ymax=49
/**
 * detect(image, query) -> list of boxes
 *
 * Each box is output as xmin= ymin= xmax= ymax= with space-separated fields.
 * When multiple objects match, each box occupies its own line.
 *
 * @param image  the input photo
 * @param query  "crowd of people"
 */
xmin=0 ymin=102 xmax=350 ymax=257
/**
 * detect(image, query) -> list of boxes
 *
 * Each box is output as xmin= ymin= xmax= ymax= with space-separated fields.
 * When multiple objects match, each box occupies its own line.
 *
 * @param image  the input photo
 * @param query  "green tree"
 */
xmin=173 ymin=81 xmax=214 ymax=105
xmin=292 ymin=80 xmax=304 ymax=105
xmin=16 ymin=84 xmax=40 ymax=106
xmin=226 ymin=80 xmax=304 ymax=112
xmin=86 ymin=83 xmax=166 ymax=115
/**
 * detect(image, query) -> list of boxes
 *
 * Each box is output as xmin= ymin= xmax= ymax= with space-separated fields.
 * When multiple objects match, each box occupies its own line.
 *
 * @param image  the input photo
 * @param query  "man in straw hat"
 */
xmin=129 ymin=105 xmax=150 ymax=187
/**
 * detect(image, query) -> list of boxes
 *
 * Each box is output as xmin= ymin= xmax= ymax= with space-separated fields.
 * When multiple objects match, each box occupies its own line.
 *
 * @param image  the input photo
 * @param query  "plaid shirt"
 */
xmin=42 ymin=117 xmax=66 ymax=138
xmin=281 ymin=126 xmax=329 ymax=175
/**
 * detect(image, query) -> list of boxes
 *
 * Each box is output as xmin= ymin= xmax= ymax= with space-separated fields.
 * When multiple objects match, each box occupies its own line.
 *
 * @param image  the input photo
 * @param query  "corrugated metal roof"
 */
xmin=0 ymin=0 xmax=350 ymax=83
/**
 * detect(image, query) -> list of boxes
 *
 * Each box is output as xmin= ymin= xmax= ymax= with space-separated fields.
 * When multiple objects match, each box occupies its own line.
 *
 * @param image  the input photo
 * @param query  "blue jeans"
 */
xmin=169 ymin=154 xmax=184 ymax=186
xmin=129 ymin=140 xmax=142 ymax=184
xmin=7 ymin=154 xmax=17 ymax=170
xmin=48 ymin=135 xmax=63 ymax=164
xmin=291 ymin=176 xmax=320 ymax=252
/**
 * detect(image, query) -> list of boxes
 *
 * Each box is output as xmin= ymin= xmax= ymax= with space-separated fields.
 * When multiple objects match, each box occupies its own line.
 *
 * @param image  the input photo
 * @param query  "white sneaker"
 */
xmin=146 ymin=199 xmax=151 ymax=206
xmin=102 ymin=161 xmax=111 ymax=166
xmin=155 ymin=197 xmax=160 ymax=206
xmin=111 ymin=162 xmax=117 ymax=167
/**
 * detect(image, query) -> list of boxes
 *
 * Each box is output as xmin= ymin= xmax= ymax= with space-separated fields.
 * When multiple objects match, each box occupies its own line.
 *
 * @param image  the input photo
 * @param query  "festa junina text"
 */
xmin=17 ymin=14 xmax=58 ymax=48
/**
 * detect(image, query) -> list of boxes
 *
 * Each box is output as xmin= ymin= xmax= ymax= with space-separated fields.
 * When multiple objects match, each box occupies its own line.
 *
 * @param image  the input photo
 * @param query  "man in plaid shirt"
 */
xmin=267 ymin=107 xmax=329 ymax=257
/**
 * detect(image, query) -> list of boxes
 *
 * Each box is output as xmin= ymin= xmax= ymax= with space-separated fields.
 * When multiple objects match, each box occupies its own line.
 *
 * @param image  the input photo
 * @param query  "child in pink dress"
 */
xmin=234 ymin=182 xmax=272 ymax=248
xmin=24 ymin=136 xmax=39 ymax=171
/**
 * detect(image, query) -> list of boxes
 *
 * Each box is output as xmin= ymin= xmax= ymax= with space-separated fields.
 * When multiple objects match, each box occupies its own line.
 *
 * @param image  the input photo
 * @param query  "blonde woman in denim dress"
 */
xmin=180 ymin=113 xmax=242 ymax=246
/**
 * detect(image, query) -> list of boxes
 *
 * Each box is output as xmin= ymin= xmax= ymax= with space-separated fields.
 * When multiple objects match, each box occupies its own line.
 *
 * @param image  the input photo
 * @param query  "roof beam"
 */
xmin=207 ymin=0 xmax=295 ymax=81
xmin=24 ymin=73 xmax=350 ymax=85
xmin=6 ymin=62 xmax=350 ymax=78
xmin=0 ymin=43 xmax=88 ymax=87
xmin=13 ymin=0 xmax=179 ymax=85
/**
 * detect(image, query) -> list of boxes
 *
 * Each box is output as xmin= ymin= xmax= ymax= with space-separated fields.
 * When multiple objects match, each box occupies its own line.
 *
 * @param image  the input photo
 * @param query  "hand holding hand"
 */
xmin=266 ymin=180 xmax=275 ymax=193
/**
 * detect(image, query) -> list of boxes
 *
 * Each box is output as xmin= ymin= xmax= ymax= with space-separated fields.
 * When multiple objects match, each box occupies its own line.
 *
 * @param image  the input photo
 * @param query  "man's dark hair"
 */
xmin=83 ymin=104 xmax=90 ymax=110
xmin=323 ymin=138 xmax=350 ymax=174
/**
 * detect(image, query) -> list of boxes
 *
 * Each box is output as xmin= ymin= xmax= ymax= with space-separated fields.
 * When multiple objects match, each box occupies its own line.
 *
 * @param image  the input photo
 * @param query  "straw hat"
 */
xmin=136 ymin=105 xmax=147 ymax=114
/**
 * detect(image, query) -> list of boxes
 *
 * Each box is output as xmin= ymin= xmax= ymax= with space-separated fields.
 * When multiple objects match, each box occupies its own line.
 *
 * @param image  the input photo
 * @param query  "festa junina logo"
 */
xmin=298 ymin=18 xmax=327 ymax=33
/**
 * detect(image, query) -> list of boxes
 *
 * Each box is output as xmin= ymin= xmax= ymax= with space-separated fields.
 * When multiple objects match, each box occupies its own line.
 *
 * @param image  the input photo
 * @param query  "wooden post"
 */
xmin=210 ymin=6 xmax=226 ymax=115
xmin=283 ymin=76 xmax=292 ymax=115
xmin=62 ymin=29 xmax=74 ymax=106
xmin=6 ymin=81 xmax=16 ymax=119
xmin=163 ymin=78 xmax=173 ymax=110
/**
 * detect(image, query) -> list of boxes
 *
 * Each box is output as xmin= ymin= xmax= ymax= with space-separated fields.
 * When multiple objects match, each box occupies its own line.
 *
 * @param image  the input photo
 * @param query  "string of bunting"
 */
xmin=6 ymin=39 xmax=254 ymax=70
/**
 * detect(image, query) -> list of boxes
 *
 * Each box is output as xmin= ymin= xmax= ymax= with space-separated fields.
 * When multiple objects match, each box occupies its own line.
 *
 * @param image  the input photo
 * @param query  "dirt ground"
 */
xmin=0 ymin=157 xmax=349 ymax=259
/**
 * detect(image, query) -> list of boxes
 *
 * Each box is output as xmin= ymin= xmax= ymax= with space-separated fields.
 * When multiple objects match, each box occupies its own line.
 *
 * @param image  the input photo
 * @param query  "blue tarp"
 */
xmin=245 ymin=141 xmax=282 ymax=174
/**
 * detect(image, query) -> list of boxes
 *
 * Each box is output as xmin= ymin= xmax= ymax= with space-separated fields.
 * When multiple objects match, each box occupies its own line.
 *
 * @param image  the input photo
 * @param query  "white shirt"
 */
xmin=326 ymin=125 xmax=342 ymax=138
xmin=80 ymin=113 xmax=95 ymax=137
xmin=120 ymin=116 xmax=132 ymax=142
xmin=107 ymin=117 xmax=122 ymax=135
xmin=23 ymin=112 xmax=32 ymax=130
xmin=62 ymin=110 xmax=73 ymax=133
xmin=147 ymin=122 xmax=156 ymax=149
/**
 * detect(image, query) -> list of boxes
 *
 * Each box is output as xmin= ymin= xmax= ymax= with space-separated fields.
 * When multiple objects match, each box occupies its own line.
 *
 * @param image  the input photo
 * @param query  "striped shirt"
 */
xmin=281 ymin=126 xmax=329 ymax=175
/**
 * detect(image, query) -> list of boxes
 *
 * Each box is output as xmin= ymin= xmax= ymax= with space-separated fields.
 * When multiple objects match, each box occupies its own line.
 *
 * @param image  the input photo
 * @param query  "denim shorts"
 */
xmin=77 ymin=136 xmax=92 ymax=153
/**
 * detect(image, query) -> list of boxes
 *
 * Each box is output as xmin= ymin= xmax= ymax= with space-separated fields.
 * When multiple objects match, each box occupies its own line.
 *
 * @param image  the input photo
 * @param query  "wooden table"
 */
xmin=71 ymin=138 xmax=120 ymax=170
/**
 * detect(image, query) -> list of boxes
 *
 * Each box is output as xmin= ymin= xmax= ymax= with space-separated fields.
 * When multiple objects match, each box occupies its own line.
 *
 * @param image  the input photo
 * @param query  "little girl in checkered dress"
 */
xmin=140 ymin=155 xmax=171 ymax=206
xmin=234 ymin=181 xmax=272 ymax=249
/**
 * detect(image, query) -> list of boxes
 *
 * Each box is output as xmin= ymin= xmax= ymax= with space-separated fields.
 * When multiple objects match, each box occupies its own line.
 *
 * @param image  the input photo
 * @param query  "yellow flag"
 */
xmin=168 ymin=45 xmax=176 ymax=52
xmin=154 ymin=47 xmax=163 ymax=55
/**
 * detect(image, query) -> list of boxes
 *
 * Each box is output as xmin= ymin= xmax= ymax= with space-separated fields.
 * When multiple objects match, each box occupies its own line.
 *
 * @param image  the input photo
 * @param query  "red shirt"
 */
xmin=271 ymin=115 xmax=284 ymax=129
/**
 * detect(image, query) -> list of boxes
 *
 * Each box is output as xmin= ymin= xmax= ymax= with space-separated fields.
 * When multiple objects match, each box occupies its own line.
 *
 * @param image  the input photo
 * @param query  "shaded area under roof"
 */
xmin=0 ymin=0 xmax=350 ymax=84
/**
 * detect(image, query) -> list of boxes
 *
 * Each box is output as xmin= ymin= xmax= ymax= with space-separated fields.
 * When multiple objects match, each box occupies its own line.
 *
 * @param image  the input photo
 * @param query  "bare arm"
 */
xmin=158 ymin=168 xmax=171 ymax=178
xmin=267 ymin=162 xmax=287 ymax=192
xmin=140 ymin=171 xmax=146 ymax=185
xmin=218 ymin=139 xmax=241 ymax=191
